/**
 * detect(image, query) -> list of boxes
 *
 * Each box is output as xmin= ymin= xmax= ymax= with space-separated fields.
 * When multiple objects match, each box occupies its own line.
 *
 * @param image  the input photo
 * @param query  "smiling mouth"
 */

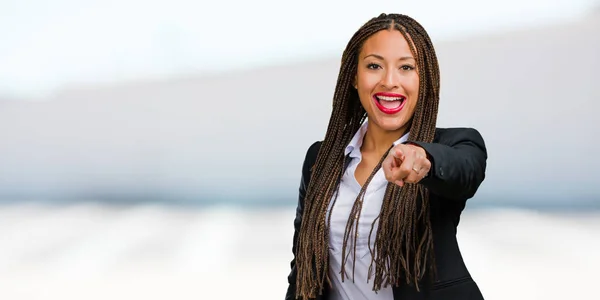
xmin=373 ymin=93 xmax=406 ymax=114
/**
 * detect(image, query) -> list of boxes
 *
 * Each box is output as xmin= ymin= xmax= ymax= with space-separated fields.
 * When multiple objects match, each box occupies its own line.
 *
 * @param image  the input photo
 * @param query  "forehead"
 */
xmin=360 ymin=29 xmax=414 ymax=58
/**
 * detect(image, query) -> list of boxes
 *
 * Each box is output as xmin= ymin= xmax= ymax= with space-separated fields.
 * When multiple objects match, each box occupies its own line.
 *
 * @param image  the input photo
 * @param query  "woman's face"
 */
xmin=355 ymin=29 xmax=420 ymax=134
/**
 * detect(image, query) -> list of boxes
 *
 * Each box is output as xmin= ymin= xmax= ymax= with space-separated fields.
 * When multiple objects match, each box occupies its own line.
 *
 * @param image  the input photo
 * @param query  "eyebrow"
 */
xmin=364 ymin=54 xmax=415 ymax=61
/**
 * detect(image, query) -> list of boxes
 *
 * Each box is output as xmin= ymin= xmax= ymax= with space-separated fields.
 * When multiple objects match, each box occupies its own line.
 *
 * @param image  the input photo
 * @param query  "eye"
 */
xmin=367 ymin=63 xmax=381 ymax=70
xmin=401 ymin=64 xmax=415 ymax=71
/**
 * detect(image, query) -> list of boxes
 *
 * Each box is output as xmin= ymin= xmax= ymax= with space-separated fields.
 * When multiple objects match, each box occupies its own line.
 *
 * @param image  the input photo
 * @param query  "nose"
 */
xmin=381 ymin=69 xmax=399 ymax=90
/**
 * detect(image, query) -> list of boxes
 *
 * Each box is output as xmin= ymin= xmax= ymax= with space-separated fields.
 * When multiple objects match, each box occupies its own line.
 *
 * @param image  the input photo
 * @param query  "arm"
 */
xmin=286 ymin=141 xmax=321 ymax=300
xmin=407 ymin=128 xmax=487 ymax=200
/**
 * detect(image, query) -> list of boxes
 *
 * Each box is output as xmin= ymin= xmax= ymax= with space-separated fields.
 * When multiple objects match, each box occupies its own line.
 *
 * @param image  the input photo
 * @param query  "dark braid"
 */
xmin=295 ymin=13 xmax=440 ymax=299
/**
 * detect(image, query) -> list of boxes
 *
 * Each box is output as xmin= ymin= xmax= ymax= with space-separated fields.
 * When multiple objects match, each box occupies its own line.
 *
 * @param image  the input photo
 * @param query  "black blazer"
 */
xmin=286 ymin=127 xmax=488 ymax=300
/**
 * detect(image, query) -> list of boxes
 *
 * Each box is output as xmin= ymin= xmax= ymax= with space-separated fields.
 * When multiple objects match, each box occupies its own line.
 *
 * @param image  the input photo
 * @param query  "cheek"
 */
xmin=357 ymin=74 xmax=379 ymax=91
xmin=358 ymin=90 xmax=373 ymax=111
xmin=406 ymin=77 xmax=420 ymax=112
xmin=356 ymin=77 xmax=378 ymax=104
xmin=407 ymin=76 xmax=420 ymax=94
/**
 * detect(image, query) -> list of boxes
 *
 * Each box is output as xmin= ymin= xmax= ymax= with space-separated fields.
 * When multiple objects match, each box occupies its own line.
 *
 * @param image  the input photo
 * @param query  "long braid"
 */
xmin=295 ymin=13 xmax=441 ymax=299
xmin=368 ymin=16 xmax=440 ymax=290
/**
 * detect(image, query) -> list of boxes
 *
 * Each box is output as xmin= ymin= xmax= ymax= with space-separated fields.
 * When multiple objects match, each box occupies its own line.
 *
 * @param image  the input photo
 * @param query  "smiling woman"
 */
xmin=355 ymin=30 xmax=420 ymax=139
xmin=286 ymin=13 xmax=488 ymax=300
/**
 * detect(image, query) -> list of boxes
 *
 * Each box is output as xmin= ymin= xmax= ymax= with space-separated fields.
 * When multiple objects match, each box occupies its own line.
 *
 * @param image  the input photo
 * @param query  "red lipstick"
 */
xmin=373 ymin=92 xmax=406 ymax=115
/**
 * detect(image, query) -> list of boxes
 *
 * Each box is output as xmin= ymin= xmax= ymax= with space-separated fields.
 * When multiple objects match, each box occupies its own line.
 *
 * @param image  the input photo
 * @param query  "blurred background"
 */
xmin=1 ymin=0 xmax=599 ymax=299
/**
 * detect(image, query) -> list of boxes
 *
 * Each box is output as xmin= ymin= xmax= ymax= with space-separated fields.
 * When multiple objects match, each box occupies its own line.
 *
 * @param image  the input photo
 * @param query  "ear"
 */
xmin=353 ymin=75 xmax=358 ymax=89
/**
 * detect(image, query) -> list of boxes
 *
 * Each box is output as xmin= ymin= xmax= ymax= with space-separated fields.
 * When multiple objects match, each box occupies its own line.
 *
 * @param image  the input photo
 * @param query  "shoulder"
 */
xmin=306 ymin=141 xmax=322 ymax=158
xmin=433 ymin=127 xmax=486 ymax=146
xmin=302 ymin=141 xmax=323 ymax=174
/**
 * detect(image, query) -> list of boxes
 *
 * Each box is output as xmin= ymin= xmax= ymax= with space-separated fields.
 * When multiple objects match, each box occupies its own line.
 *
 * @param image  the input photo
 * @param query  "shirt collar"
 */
xmin=344 ymin=120 xmax=410 ymax=158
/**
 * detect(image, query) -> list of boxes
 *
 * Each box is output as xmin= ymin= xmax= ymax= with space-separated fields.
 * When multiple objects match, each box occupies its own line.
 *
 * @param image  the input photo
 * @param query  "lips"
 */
xmin=373 ymin=92 xmax=406 ymax=114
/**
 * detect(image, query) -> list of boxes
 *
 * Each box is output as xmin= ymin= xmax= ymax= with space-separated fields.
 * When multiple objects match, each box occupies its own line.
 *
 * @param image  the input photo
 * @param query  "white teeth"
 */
xmin=377 ymin=95 xmax=403 ymax=101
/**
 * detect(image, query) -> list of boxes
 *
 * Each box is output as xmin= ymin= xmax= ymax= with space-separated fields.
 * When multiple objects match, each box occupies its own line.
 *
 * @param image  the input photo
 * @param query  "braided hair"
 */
xmin=295 ymin=13 xmax=441 ymax=299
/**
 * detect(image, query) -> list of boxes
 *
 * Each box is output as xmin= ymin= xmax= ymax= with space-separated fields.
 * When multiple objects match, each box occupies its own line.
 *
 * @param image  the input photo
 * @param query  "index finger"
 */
xmin=382 ymin=149 xmax=396 ymax=180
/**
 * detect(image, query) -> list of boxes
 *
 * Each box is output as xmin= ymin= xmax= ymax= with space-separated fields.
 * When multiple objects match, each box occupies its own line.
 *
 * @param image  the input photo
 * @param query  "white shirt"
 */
xmin=326 ymin=120 xmax=409 ymax=300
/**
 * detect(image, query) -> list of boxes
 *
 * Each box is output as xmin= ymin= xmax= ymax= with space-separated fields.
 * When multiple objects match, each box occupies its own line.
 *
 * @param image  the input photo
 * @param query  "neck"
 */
xmin=361 ymin=122 xmax=409 ymax=158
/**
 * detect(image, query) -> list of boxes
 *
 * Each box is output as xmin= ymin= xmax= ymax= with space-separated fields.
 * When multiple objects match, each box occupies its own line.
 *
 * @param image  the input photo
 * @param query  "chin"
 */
xmin=372 ymin=116 xmax=410 ymax=132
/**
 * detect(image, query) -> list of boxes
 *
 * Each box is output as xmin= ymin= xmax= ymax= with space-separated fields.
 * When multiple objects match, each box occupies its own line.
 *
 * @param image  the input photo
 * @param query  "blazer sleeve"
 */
xmin=406 ymin=128 xmax=487 ymax=201
xmin=286 ymin=141 xmax=321 ymax=300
